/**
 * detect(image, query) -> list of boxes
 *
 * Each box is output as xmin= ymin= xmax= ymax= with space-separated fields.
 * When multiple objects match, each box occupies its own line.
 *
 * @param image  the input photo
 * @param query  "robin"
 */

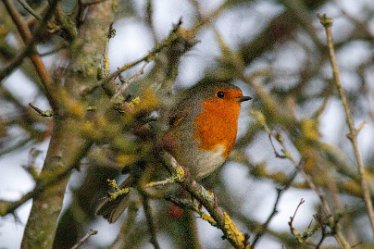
xmin=96 ymin=81 xmax=251 ymax=222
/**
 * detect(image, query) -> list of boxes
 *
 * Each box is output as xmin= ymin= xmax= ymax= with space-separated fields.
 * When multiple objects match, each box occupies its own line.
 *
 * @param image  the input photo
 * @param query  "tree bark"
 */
xmin=21 ymin=1 xmax=115 ymax=248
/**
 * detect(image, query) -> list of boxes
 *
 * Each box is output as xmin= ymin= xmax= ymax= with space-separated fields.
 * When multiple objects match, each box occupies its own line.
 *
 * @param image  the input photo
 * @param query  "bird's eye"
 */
xmin=217 ymin=91 xmax=225 ymax=98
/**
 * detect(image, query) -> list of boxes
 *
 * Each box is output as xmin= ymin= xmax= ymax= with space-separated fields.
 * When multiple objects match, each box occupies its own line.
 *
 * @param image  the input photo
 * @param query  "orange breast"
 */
xmin=193 ymin=98 xmax=241 ymax=158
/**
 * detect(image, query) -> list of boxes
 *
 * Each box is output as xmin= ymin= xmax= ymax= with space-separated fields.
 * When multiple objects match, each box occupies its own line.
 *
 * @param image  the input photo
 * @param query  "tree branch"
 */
xmin=70 ymin=229 xmax=98 ymax=249
xmin=17 ymin=0 xmax=41 ymax=20
xmin=1 ymin=0 xmax=61 ymax=110
xmin=20 ymin=0 xmax=115 ymax=248
xmin=0 ymin=142 xmax=96 ymax=217
xmin=160 ymin=152 xmax=250 ymax=249
xmin=319 ymin=13 xmax=374 ymax=237
xmin=141 ymin=195 xmax=161 ymax=249
xmin=81 ymin=19 xmax=196 ymax=97
xmin=251 ymin=170 xmax=298 ymax=248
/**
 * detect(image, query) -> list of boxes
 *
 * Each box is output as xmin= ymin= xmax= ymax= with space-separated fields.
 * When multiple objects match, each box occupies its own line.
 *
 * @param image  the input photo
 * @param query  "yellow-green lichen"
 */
xmin=223 ymin=212 xmax=249 ymax=248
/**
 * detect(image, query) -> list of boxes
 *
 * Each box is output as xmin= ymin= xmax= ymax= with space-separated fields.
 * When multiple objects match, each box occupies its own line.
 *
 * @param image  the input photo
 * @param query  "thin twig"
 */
xmin=70 ymin=229 xmax=98 ymax=249
xmin=319 ymin=13 xmax=374 ymax=237
xmin=315 ymin=219 xmax=328 ymax=249
xmin=145 ymin=0 xmax=157 ymax=42
xmin=0 ymin=137 xmax=32 ymax=157
xmin=270 ymin=131 xmax=351 ymax=248
xmin=268 ymin=133 xmax=287 ymax=159
xmin=291 ymin=160 xmax=350 ymax=248
xmin=1 ymin=0 xmax=60 ymax=111
xmin=80 ymin=0 xmax=107 ymax=6
xmin=0 ymin=159 xmax=78 ymax=216
xmin=111 ymin=62 xmax=149 ymax=101
xmin=80 ymin=19 xmax=186 ymax=96
xmin=80 ymin=56 xmax=141 ymax=96
xmin=251 ymin=169 xmax=298 ymax=248
xmin=289 ymin=198 xmax=305 ymax=226
xmin=17 ymin=0 xmax=42 ymax=20
xmin=287 ymin=199 xmax=319 ymax=244
xmin=3 ymin=0 xmax=31 ymax=42
xmin=28 ymin=103 xmax=53 ymax=117
xmin=142 ymin=195 xmax=161 ymax=249
xmin=39 ymin=43 xmax=68 ymax=56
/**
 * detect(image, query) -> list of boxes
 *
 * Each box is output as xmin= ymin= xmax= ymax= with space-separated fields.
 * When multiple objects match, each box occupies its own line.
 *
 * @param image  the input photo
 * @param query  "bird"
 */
xmin=96 ymin=81 xmax=251 ymax=223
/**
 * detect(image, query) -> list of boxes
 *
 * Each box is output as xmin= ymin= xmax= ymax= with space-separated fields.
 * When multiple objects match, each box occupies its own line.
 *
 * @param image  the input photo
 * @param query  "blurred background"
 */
xmin=0 ymin=0 xmax=373 ymax=248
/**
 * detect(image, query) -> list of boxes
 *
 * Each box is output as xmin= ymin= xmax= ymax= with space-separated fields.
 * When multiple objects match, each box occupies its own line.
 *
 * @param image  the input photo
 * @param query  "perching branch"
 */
xmin=160 ymin=152 xmax=250 ymax=249
xmin=319 ymin=13 xmax=374 ymax=237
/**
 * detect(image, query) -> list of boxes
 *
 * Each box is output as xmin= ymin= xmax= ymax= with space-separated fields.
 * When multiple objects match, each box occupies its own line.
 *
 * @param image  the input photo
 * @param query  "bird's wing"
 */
xmin=168 ymin=103 xmax=194 ymax=128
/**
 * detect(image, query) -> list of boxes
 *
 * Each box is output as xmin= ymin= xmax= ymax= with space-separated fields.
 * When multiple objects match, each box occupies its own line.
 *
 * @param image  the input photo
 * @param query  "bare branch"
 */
xmin=80 ymin=20 xmax=196 ymax=97
xmin=0 ymin=155 xmax=82 ymax=216
xmin=1 ymin=0 xmax=61 ymax=110
xmin=111 ymin=62 xmax=149 ymax=103
xmin=142 ymin=195 xmax=161 ymax=249
xmin=251 ymin=169 xmax=298 ymax=247
xmin=28 ymin=103 xmax=53 ymax=117
xmin=17 ymin=0 xmax=41 ymax=20
xmin=319 ymin=13 xmax=374 ymax=236
xmin=70 ymin=229 xmax=98 ymax=249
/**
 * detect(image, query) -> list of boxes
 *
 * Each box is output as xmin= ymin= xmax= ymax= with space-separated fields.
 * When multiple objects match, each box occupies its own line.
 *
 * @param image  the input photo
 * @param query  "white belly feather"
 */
xmin=192 ymin=144 xmax=226 ymax=179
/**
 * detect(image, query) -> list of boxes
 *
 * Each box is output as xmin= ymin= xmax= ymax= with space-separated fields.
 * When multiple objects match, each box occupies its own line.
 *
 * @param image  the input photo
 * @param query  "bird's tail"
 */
xmin=96 ymin=176 xmax=135 ymax=223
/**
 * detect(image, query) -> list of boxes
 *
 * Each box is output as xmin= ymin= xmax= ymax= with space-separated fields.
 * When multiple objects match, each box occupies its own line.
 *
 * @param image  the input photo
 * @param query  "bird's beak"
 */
xmin=237 ymin=96 xmax=252 ymax=102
